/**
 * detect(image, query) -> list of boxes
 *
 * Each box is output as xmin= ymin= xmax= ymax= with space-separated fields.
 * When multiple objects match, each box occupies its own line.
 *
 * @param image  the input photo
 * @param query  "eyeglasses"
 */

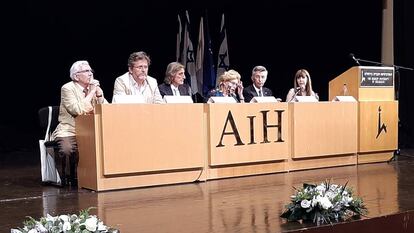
xmin=254 ymin=75 xmax=266 ymax=80
xmin=77 ymin=69 xmax=94 ymax=74
xmin=133 ymin=65 xmax=148 ymax=70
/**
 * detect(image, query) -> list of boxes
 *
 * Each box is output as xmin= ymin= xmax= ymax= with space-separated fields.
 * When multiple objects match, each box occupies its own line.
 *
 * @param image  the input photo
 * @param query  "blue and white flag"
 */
xmin=196 ymin=17 xmax=204 ymax=97
xmin=216 ymin=13 xmax=229 ymax=84
xmin=176 ymin=14 xmax=182 ymax=62
xmin=202 ymin=14 xmax=216 ymax=97
xmin=181 ymin=11 xmax=198 ymax=93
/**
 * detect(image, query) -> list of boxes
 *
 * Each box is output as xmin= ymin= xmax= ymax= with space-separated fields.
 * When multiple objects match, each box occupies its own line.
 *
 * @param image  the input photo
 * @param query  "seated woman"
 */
xmin=286 ymin=69 xmax=319 ymax=102
xmin=206 ymin=69 xmax=245 ymax=103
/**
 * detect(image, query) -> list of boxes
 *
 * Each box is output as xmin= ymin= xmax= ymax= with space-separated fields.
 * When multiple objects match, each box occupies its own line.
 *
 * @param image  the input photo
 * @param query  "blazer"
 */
xmin=243 ymin=85 xmax=273 ymax=103
xmin=52 ymin=81 xmax=108 ymax=139
xmin=158 ymin=83 xmax=192 ymax=97
xmin=112 ymin=72 xmax=163 ymax=104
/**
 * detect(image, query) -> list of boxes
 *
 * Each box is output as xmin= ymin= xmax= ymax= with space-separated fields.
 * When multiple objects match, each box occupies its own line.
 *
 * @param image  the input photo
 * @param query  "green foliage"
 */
xmin=280 ymin=180 xmax=368 ymax=225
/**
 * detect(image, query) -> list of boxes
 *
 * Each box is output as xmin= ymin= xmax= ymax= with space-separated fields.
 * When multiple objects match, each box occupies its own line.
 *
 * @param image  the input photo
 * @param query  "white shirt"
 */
xmin=254 ymin=86 xmax=263 ymax=97
xmin=170 ymin=84 xmax=180 ymax=96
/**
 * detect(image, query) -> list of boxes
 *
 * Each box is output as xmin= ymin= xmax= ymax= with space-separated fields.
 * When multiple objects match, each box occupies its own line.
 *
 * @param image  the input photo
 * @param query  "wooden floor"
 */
xmin=1 ymin=149 xmax=414 ymax=233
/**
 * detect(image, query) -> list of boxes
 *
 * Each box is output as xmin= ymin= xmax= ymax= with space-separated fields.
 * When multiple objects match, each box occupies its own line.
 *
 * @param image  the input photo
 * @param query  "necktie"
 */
xmin=174 ymin=89 xmax=180 ymax=96
xmin=258 ymin=89 xmax=262 ymax=97
xmin=83 ymin=88 xmax=88 ymax=97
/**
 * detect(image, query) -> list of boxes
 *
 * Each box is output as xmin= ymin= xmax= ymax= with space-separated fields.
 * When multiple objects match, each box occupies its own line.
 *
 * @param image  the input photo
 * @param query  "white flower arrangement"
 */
xmin=280 ymin=180 xmax=368 ymax=225
xmin=11 ymin=207 xmax=119 ymax=233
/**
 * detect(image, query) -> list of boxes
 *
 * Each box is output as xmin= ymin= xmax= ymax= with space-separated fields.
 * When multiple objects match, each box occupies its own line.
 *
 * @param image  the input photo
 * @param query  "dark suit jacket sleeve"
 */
xmin=243 ymin=85 xmax=256 ymax=103
xmin=263 ymin=87 xmax=273 ymax=97
xmin=158 ymin=83 xmax=172 ymax=97
xmin=178 ymin=84 xmax=191 ymax=96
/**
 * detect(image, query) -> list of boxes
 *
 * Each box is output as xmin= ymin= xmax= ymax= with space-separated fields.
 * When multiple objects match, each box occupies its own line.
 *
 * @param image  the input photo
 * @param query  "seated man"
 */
xmin=243 ymin=65 xmax=273 ymax=102
xmin=112 ymin=51 xmax=163 ymax=104
xmin=158 ymin=62 xmax=192 ymax=97
xmin=51 ymin=60 xmax=108 ymax=186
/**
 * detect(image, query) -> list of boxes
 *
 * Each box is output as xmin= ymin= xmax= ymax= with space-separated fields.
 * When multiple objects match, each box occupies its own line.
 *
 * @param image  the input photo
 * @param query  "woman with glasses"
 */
xmin=206 ymin=69 xmax=245 ymax=103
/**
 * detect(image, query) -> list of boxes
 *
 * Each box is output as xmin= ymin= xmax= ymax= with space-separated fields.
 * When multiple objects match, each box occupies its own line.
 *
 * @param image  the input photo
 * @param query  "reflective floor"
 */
xmin=1 ymin=150 xmax=414 ymax=233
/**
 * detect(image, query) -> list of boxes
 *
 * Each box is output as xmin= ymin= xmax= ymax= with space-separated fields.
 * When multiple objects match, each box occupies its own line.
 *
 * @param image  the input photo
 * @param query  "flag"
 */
xmin=181 ymin=11 xmax=198 ymax=93
xmin=195 ymin=17 xmax=204 ymax=97
xmin=202 ymin=13 xmax=216 ymax=97
xmin=216 ymin=13 xmax=229 ymax=84
xmin=176 ymin=14 xmax=182 ymax=62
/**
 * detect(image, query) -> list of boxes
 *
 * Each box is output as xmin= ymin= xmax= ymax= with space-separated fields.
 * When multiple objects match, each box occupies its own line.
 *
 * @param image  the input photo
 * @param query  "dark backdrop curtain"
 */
xmin=394 ymin=0 xmax=414 ymax=148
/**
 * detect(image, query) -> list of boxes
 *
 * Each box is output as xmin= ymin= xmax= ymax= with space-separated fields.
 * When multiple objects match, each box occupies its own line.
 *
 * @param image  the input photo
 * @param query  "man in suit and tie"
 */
xmin=243 ymin=65 xmax=273 ymax=102
xmin=158 ymin=62 xmax=192 ymax=98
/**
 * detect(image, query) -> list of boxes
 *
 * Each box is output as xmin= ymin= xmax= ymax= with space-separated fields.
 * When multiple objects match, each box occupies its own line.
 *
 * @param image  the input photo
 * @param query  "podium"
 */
xmin=329 ymin=66 xmax=398 ymax=163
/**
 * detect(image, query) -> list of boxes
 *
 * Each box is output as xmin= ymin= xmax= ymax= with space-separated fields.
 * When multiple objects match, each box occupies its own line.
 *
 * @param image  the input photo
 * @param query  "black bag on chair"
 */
xmin=38 ymin=106 xmax=61 ymax=185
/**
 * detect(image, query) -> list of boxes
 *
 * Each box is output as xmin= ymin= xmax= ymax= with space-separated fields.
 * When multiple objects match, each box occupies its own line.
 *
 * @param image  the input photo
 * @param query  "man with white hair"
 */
xmin=51 ymin=60 xmax=107 ymax=186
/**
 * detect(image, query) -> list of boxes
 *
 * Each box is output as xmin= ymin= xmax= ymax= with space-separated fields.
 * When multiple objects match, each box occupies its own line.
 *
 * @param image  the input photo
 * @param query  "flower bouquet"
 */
xmin=280 ymin=180 xmax=368 ymax=225
xmin=11 ymin=207 xmax=119 ymax=233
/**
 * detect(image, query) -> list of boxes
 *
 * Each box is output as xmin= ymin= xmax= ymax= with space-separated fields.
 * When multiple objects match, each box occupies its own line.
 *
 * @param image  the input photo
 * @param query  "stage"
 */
xmin=1 ymin=149 xmax=414 ymax=233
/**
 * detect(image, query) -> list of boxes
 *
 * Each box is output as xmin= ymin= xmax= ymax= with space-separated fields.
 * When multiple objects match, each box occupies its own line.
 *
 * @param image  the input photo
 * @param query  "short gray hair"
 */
xmin=164 ymin=62 xmax=184 ymax=84
xmin=252 ymin=65 xmax=267 ymax=75
xmin=70 ymin=60 xmax=90 ymax=80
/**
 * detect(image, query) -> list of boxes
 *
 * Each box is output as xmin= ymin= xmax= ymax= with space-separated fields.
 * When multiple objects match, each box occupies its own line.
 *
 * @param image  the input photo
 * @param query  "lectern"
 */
xmin=329 ymin=66 xmax=398 ymax=163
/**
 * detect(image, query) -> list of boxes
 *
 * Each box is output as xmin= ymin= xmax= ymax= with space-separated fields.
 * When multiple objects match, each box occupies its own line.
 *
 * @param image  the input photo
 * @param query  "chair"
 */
xmin=38 ymin=106 xmax=69 ymax=186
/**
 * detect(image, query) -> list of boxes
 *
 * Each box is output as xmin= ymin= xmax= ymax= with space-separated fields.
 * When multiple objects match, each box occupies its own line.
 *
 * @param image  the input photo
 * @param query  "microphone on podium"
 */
xmin=349 ymin=53 xmax=360 ymax=65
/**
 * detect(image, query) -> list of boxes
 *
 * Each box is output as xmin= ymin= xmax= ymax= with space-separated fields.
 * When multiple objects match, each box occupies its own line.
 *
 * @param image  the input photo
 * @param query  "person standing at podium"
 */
xmin=158 ymin=62 xmax=192 ymax=98
xmin=206 ymin=69 xmax=245 ymax=103
xmin=243 ymin=65 xmax=274 ymax=102
xmin=52 ymin=60 xmax=108 ymax=186
xmin=112 ymin=51 xmax=163 ymax=103
xmin=286 ymin=68 xmax=319 ymax=102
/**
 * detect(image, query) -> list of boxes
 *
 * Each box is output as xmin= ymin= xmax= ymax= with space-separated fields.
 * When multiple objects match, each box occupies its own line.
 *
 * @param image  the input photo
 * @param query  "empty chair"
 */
xmin=38 ymin=106 xmax=69 ymax=186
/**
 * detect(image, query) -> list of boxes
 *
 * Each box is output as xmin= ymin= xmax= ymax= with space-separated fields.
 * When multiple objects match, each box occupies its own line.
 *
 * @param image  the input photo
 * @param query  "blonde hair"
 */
xmin=218 ymin=69 xmax=241 ymax=83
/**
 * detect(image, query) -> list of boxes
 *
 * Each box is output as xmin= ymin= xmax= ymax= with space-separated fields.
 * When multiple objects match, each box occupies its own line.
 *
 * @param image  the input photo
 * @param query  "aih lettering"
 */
xmin=216 ymin=110 xmax=285 ymax=147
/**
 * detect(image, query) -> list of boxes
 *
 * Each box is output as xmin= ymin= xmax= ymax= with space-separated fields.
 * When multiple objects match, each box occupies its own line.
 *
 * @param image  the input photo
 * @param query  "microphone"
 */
xmin=89 ymin=78 xmax=100 ymax=87
xmin=145 ymin=77 xmax=154 ymax=96
xmin=230 ymin=92 xmax=240 ymax=102
xmin=349 ymin=53 xmax=360 ymax=65
xmin=288 ymin=87 xmax=302 ymax=102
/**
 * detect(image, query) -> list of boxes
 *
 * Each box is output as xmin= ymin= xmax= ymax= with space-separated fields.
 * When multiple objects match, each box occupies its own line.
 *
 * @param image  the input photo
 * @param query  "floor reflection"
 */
xmin=1 ymin=150 xmax=414 ymax=233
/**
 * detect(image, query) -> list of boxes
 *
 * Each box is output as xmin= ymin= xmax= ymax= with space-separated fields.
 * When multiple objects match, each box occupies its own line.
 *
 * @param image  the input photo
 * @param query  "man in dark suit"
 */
xmin=243 ymin=65 xmax=273 ymax=102
xmin=158 ymin=62 xmax=192 ymax=98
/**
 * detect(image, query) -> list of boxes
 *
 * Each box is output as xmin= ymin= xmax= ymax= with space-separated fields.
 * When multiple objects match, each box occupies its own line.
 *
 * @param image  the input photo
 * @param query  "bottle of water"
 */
xmin=342 ymin=83 xmax=348 ymax=96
